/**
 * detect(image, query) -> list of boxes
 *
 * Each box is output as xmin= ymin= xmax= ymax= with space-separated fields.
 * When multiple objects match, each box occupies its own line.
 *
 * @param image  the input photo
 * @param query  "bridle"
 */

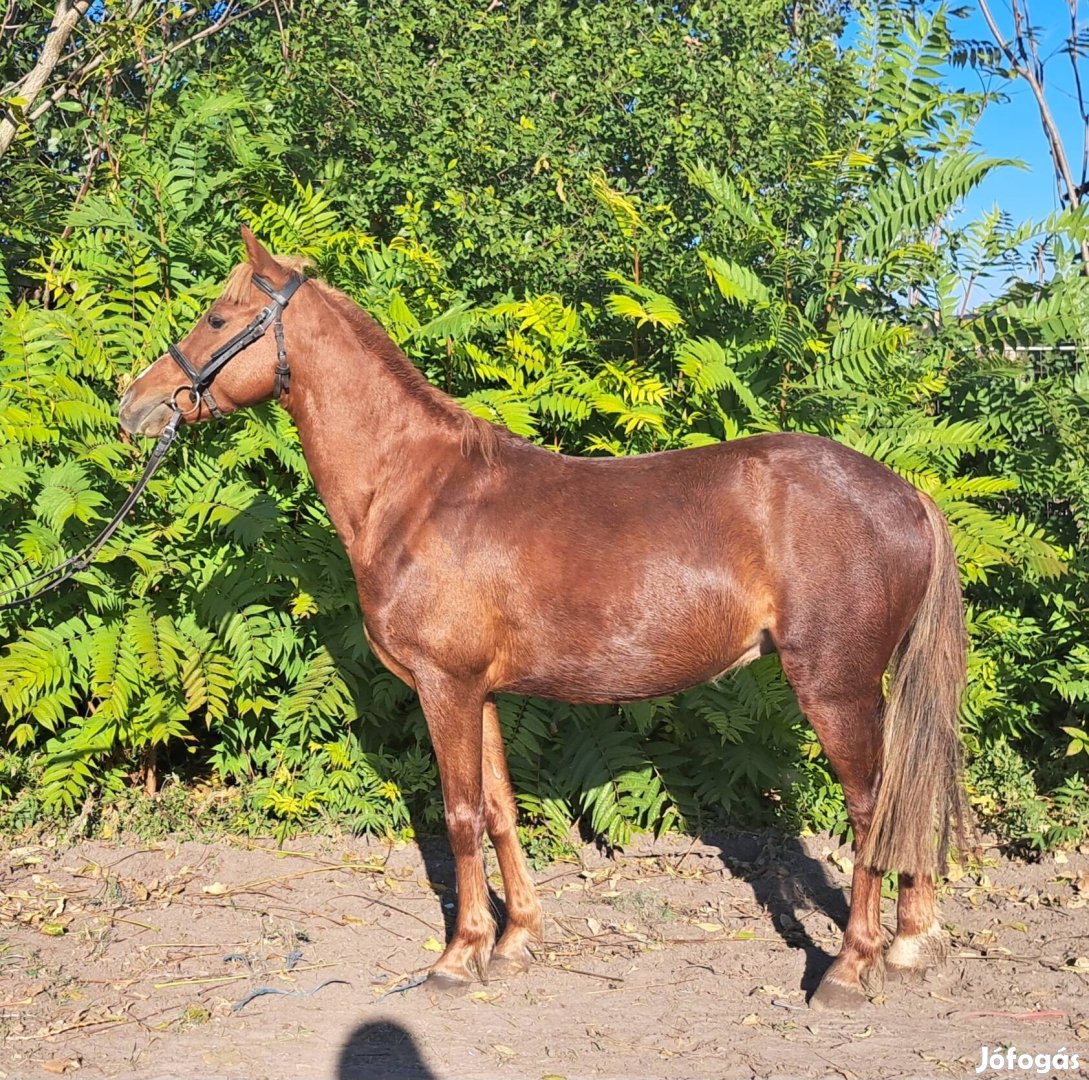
xmin=168 ymin=272 xmax=305 ymax=420
xmin=0 ymin=271 xmax=307 ymax=611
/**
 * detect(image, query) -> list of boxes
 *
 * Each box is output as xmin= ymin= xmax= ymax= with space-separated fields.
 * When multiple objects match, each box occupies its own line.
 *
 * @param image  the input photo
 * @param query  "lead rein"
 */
xmin=0 ymin=407 xmax=184 ymax=611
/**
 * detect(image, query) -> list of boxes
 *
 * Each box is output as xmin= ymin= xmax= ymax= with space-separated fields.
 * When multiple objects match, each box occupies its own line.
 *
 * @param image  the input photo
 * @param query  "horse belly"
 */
xmin=503 ymin=631 xmax=767 ymax=702
xmin=500 ymin=564 xmax=772 ymax=702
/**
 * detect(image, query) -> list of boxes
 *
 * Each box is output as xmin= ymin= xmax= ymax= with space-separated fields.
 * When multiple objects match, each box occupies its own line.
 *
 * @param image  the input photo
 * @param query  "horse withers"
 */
xmin=119 ymin=227 xmax=967 ymax=1010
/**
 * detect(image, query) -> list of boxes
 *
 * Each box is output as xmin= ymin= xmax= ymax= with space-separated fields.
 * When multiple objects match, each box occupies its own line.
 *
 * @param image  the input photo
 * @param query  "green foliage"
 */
xmin=0 ymin=0 xmax=1086 ymax=855
xmin=967 ymin=737 xmax=1089 ymax=854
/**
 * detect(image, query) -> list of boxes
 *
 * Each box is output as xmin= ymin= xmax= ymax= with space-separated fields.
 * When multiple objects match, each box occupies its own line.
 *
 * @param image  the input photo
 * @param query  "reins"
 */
xmin=0 ymin=271 xmax=306 ymax=612
xmin=0 ymin=409 xmax=183 ymax=610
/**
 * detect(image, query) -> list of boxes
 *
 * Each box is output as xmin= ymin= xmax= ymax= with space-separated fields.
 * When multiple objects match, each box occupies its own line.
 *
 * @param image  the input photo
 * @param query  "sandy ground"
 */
xmin=1 ymin=830 xmax=1087 ymax=1080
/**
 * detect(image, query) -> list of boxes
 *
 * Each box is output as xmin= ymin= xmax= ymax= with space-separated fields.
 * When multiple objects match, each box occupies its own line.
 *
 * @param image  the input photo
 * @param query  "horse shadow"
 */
xmin=414 ymin=823 xmax=849 ymax=998
xmin=701 ymin=829 xmax=850 ymax=995
xmin=414 ymin=836 xmax=504 ymax=943
xmin=336 ymin=1018 xmax=437 ymax=1080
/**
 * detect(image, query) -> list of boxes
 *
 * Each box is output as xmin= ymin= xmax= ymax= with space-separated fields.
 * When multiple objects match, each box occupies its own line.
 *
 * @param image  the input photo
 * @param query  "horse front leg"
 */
xmin=417 ymin=676 xmax=495 ymax=987
xmin=482 ymin=699 xmax=542 ymax=977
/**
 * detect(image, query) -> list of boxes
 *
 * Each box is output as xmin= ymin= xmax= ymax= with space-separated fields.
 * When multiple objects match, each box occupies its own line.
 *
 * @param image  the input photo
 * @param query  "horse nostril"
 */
xmin=118 ymin=387 xmax=147 ymax=435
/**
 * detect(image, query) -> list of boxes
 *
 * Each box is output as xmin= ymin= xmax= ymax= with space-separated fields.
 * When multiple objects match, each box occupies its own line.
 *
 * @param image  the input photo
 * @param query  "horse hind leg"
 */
xmin=779 ymin=652 xmax=887 ymax=1010
xmin=886 ymin=872 xmax=944 ymax=981
xmin=482 ymin=700 xmax=542 ymax=977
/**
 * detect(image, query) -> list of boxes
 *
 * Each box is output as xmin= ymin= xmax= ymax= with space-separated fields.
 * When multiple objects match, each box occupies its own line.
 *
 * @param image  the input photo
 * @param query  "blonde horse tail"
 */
xmin=860 ymin=495 xmax=968 ymax=877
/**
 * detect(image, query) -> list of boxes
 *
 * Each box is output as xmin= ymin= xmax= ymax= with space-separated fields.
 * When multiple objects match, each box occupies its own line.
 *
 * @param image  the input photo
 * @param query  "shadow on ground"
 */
xmin=417 ymin=825 xmax=851 ymax=999
xmin=337 ymin=1018 xmax=437 ymax=1080
xmin=705 ymin=831 xmax=850 ymax=995
xmin=417 ymin=835 xmax=517 ymax=948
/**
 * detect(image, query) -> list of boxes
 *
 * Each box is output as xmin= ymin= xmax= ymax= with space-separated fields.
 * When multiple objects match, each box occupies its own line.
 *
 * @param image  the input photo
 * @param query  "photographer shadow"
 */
xmin=337 ymin=1018 xmax=438 ymax=1080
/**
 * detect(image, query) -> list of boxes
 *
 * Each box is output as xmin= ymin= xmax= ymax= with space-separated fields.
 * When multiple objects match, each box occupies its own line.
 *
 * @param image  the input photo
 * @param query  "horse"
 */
xmin=119 ymin=226 xmax=967 ymax=1010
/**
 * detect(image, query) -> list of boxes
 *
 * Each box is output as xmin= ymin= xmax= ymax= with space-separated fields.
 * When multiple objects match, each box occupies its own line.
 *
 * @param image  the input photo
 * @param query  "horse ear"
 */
xmin=240 ymin=225 xmax=283 ymax=280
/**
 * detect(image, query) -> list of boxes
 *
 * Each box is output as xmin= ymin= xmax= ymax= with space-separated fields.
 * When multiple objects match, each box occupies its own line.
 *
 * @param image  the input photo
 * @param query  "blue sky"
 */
xmin=946 ymin=6 xmax=1085 ymax=226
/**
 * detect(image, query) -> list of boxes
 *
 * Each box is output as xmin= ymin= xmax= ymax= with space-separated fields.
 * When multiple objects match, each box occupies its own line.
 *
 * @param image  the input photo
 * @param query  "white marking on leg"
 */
xmin=887 ymin=920 xmax=943 ymax=969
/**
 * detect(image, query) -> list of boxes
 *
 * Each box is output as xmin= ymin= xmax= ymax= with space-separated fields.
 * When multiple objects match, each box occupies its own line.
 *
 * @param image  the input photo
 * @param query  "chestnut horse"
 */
xmin=120 ymin=228 xmax=967 ymax=1010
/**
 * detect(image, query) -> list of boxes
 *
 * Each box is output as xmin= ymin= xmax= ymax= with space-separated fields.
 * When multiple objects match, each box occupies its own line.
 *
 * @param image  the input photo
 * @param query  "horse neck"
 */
xmin=283 ymin=285 xmax=467 ymax=552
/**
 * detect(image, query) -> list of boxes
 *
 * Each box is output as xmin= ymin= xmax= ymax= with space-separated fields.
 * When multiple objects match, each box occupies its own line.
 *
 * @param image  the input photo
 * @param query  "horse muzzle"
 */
xmin=119 ymin=386 xmax=175 ymax=437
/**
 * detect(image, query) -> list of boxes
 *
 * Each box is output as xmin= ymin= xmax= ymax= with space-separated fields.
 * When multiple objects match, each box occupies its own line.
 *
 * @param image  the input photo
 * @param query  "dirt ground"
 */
xmin=1 ymin=829 xmax=1086 ymax=1080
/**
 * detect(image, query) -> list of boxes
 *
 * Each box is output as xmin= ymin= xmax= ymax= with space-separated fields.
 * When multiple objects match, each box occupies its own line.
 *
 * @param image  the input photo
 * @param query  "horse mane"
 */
xmin=312 ymin=280 xmax=511 ymax=466
xmin=222 ymin=255 xmax=511 ymax=464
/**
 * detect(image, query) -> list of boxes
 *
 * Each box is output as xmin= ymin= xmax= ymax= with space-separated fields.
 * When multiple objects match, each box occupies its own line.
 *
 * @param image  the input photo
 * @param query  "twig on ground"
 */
xmin=209 ymin=862 xmax=384 ymax=896
xmin=7 ymin=1014 xmax=133 ymax=1041
xmin=152 ymin=959 xmax=335 ymax=990
xmin=327 ymin=892 xmax=443 ymax=934
xmin=543 ymin=963 xmax=624 ymax=983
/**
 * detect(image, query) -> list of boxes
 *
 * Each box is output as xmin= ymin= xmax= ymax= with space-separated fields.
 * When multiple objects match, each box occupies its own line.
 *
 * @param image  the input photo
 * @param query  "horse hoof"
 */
xmin=425 ymin=972 xmax=472 ymax=996
xmin=884 ymin=962 xmax=922 ymax=985
xmin=809 ymin=976 xmax=868 ymax=1011
xmin=886 ymin=926 xmax=944 ymax=981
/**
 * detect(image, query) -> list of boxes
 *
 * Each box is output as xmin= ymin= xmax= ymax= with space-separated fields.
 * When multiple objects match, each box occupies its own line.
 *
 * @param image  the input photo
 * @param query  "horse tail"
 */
xmin=860 ymin=494 xmax=968 ymax=878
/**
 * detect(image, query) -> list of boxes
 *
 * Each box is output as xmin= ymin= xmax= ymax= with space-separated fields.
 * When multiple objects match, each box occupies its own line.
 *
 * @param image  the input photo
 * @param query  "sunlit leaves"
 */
xmin=676 ymin=337 xmax=772 ymax=426
xmin=604 ymin=291 xmax=683 ymax=329
xmin=699 ymin=255 xmax=770 ymax=307
xmin=854 ymin=155 xmax=1005 ymax=263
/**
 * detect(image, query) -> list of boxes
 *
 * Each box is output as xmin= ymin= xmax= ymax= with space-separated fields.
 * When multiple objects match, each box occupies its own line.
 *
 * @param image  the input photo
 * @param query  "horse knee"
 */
xmin=445 ymin=801 xmax=484 ymax=850
xmin=484 ymin=791 xmax=517 ymax=836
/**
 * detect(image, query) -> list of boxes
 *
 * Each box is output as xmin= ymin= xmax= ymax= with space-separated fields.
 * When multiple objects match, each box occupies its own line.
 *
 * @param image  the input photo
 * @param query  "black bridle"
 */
xmin=0 ymin=272 xmax=306 ymax=611
xmin=168 ymin=272 xmax=304 ymax=419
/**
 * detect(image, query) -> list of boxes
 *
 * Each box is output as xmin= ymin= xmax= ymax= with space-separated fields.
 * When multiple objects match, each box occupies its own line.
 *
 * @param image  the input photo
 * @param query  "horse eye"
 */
xmin=207 ymin=313 xmax=226 ymax=330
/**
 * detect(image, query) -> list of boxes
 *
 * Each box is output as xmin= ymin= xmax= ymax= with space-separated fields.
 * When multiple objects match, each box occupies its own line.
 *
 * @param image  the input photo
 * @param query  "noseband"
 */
xmin=0 ymin=272 xmax=306 ymax=611
xmin=167 ymin=272 xmax=306 ymax=418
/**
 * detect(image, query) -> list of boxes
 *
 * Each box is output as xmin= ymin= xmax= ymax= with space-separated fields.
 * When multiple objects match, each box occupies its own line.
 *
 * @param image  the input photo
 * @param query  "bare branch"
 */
xmin=271 ymin=0 xmax=289 ymax=64
xmin=145 ymin=0 xmax=271 ymax=68
xmin=25 ymin=50 xmax=104 ymax=121
xmin=1 ymin=0 xmax=20 ymax=37
xmin=18 ymin=1 xmax=271 ymax=131
xmin=1065 ymin=0 xmax=1089 ymax=190
xmin=0 ymin=0 xmax=91 ymax=158
xmin=979 ymin=0 xmax=1082 ymax=207
xmin=978 ymin=0 xmax=1089 ymax=266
